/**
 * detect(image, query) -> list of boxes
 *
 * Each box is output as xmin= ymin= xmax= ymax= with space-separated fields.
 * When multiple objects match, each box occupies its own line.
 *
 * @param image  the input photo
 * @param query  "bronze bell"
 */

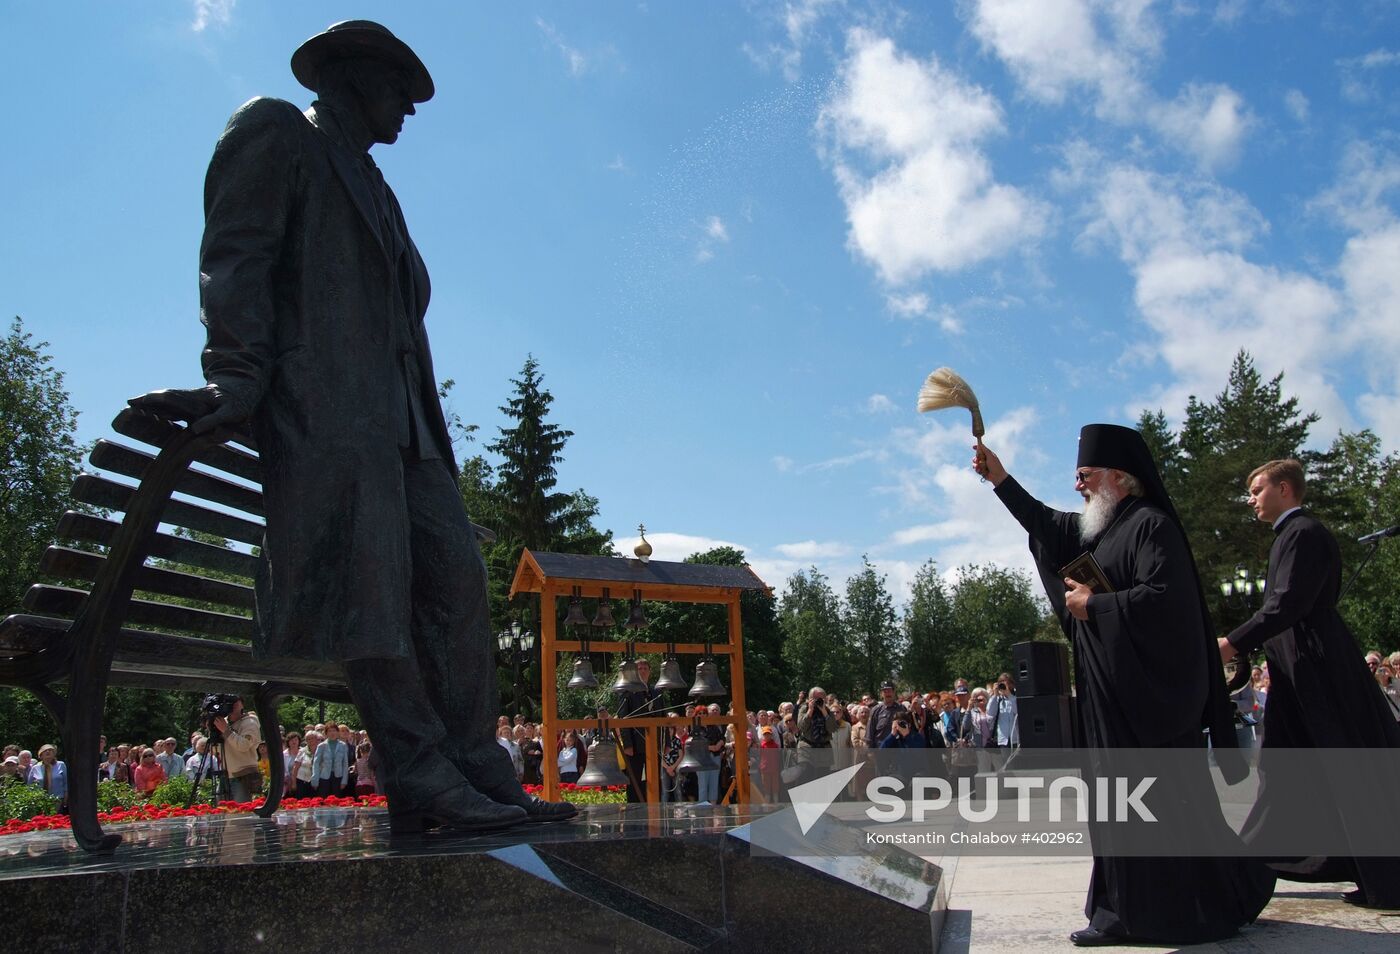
xmin=626 ymin=589 xmax=648 ymax=630
xmin=577 ymin=734 xmax=628 ymax=788
xmin=653 ymin=655 xmax=688 ymax=691
xmin=688 ymin=658 xmax=727 ymax=698
xmin=592 ymin=586 xmax=615 ymax=628
xmin=611 ymin=656 xmax=648 ymax=694
xmin=563 ymin=593 xmax=588 ymax=628
xmin=567 ymin=654 xmax=598 ymax=690
xmin=676 ymin=729 xmax=718 ymax=773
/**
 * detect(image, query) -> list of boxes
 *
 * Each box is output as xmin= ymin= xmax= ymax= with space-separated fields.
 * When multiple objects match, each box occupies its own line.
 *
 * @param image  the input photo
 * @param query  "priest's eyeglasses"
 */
xmin=1074 ymin=468 xmax=1105 ymax=485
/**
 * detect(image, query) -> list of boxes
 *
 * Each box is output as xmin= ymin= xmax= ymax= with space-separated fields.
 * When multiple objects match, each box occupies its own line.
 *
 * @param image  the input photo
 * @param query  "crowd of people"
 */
xmin=7 ymin=643 xmax=1398 ymax=819
xmin=1231 ymin=649 xmax=1400 ymax=735
xmin=0 ymin=697 xmax=385 ymax=814
xmin=481 ymin=672 xmax=1026 ymax=806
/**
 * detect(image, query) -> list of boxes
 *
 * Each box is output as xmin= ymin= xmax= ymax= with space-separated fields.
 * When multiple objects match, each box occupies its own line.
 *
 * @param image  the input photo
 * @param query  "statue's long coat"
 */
xmin=199 ymin=96 xmax=453 ymax=663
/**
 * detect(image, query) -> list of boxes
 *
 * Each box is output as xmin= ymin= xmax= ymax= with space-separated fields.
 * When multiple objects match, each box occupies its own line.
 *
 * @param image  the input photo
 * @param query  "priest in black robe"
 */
xmin=1219 ymin=458 xmax=1400 ymax=908
xmin=976 ymin=424 xmax=1274 ymax=946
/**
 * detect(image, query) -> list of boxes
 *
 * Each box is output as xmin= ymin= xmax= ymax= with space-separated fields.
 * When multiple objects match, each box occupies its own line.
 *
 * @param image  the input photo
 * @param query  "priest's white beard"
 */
xmin=1080 ymin=482 xmax=1119 ymax=544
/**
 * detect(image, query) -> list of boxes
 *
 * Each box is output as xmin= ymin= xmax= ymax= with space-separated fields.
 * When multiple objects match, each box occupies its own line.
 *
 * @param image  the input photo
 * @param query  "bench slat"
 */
xmin=56 ymin=512 xmax=259 ymax=579
xmin=40 ymin=546 xmax=256 ymax=612
xmin=113 ymin=408 xmax=262 ymax=482
xmin=0 ymin=613 xmax=344 ymax=688
xmin=90 ymin=440 xmax=264 ymax=517
xmin=24 ymin=584 xmax=256 ymax=641
xmin=72 ymin=474 xmax=265 ymax=547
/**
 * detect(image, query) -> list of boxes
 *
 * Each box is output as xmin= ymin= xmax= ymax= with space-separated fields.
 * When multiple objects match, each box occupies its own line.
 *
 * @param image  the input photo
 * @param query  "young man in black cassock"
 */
xmin=976 ymin=424 xmax=1274 ymax=946
xmin=1219 ymin=459 xmax=1400 ymax=909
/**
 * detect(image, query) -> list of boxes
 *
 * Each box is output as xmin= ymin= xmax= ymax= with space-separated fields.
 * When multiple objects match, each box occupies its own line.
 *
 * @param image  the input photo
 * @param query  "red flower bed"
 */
xmin=0 ymin=794 xmax=389 ymax=837
xmin=522 ymin=783 xmax=627 ymax=794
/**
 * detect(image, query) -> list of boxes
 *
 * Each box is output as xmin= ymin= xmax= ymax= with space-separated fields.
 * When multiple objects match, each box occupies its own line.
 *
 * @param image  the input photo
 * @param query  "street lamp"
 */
xmin=1219 ymin=564 xmax=1266 ymax=614
xmin=496 ymin=610 xmax=537 ymax=717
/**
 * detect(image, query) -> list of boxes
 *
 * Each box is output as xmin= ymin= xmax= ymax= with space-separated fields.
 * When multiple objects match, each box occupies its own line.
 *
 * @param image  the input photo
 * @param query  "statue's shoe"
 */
xmin=387 ymin=785 xmax=529 ymax=834
xmin=451 ymin=746 xmax=579 ymax=822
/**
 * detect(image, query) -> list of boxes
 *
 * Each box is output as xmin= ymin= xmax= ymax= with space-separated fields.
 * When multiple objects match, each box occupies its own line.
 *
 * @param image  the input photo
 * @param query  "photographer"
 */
xmin=789 ymin=687 xmax=832 ymax=787
xmin=988 ymin=673 xmax=1019 ymax=750
xmin=796 ymin=687 xmax=832 ymax=749
xmin=208 ymin=694 xmax=263 ymax=802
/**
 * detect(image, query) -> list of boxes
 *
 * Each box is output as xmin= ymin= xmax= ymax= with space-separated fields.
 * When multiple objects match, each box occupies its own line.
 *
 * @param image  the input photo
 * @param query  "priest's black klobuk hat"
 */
xmin=1076 ymin=423 xmax=1181 ymax=530
xmin=292 ymin=20 xmax=434 ymax=103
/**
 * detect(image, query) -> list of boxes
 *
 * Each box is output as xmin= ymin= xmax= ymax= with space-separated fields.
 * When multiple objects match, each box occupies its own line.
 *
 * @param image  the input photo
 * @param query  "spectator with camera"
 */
xmin=796 ymin=687 xmax=832 ymax=748
xmin=878 ymin=714 xmax=925 ymax=749
xmin=209 ymin=694 xmax=263 ymax=802
xmin=988 ymin=673 xmax=1019 ymax=749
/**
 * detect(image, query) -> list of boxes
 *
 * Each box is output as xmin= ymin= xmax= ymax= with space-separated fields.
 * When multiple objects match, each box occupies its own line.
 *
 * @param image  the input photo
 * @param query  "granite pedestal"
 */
xmin=0 ymin=803 xmax=946 ymax=952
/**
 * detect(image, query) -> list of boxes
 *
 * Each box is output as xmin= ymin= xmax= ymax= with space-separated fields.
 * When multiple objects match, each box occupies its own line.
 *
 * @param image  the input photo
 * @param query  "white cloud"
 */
xmin=1212 ymin=0 xmax=1248 ymax=26
xmin=607 ymin=155 xmax=630 ymax=174
xmin=1338 ymin=49 xmax=1400 ymax=103
xmin=773 ymin=540 xmax=853 ymax=560
xmin=1339 ymin=224 xmax=1400 ymax=445
xmin=614 ymin=531 xmax=747 ymax=563
xmin=966 ymin=0 xmax=1255 ymax=169
xmin=191 ymin=0 xmax=234 ymax=32
xmin=1283 ymin=88 xmax=1309 ymax=123
xmin=819 ymin=29 xmax=1047 ymax=285
xmin=964 ymin=0 xmax=1157 ymax=119
xmin=1082 ymin=161 xmax=1352 ymax=431
xmin=864 ymin=393 xmax=898 ymax=414
xmin=741 ymin=0 xmax=840 ymax=82
xmin=868 ymin=406 xmax=1053 ymax=585
xmin=535 ymin=18 xmax=589 ymax=76
xmin=772 ymin=455 xmax=795 ymax=473
xmin=695 ymin=214 xmax=730 ymax=262
xmin=1150 ymin=83 xmax=1255 ymax=172
xmin=1356 ymin=48 xmax=1400 ymax=70
xmin=886 ymin=291 xmax=929 ymax=317
xmin=1310 ymin=140 xmax=1400 ymax=233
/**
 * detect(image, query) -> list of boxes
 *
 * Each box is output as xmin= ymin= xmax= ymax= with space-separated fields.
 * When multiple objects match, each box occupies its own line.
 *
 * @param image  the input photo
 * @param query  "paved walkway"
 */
xmin=938 ymin=853 xmax=1399 ymax=952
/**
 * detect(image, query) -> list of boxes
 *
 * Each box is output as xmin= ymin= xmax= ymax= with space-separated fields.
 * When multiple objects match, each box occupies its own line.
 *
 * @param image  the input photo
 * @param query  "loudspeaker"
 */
xmin=1011 ymin=640 xmax=1070 ymax=696
xmin=1015 ymin=695 xmax=1074 ymax=748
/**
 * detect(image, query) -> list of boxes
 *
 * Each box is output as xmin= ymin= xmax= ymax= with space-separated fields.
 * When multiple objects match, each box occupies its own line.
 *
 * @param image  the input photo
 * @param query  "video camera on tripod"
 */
xmin=200 ymin=692 xmax=240 ymax=743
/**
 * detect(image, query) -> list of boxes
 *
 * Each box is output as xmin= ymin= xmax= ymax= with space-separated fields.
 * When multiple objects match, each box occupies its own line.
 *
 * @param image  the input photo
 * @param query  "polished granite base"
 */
xmin=0 ymin=803 xmax=946 ymax=953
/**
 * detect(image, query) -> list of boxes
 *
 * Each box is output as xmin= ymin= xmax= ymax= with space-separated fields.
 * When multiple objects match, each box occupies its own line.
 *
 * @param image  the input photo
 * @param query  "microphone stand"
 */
xmin=1340 ymin=538 xmax=1387 ymax=602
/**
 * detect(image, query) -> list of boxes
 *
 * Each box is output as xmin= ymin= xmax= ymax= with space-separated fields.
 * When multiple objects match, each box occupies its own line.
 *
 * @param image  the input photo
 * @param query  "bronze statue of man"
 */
xmin=131 ymin=21 xmax=573 ymax=832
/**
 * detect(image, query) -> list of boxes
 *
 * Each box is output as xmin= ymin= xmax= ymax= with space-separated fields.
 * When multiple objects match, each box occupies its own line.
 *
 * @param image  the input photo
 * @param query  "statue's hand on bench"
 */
xmin=127 ymin=383 xmax=254 ymax=435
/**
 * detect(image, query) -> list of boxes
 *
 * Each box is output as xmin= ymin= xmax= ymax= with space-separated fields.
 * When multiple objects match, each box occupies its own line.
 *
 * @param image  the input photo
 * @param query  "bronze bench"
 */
xmin=0 ymin=407 xmax=490 ymax=852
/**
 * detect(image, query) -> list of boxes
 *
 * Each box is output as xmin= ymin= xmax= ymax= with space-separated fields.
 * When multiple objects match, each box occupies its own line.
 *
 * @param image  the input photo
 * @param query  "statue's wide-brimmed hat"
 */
xmin=291 ymin=20 xmax=434 ymax=102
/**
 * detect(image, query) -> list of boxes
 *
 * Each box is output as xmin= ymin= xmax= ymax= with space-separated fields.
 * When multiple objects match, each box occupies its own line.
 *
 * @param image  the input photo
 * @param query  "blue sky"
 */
xmin=4 ymin=2 xmax=1398 ymax=601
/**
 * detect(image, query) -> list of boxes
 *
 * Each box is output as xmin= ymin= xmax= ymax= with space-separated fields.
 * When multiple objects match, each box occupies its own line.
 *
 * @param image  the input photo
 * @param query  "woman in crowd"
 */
xmin=354 ymin=741 xmax=376 ymax=796
xmin=132 ymin=746 xmax=164 ymax=795
xmin=28 ymin=743 xmax=68 ymax=811
xmin=660 ymin=719 xmax=684 ymax=803
xmin=497 ymin=724 xmax=523 ymax=781
xmin=938 ymin=692 xmax=961 ymax=746
xmin=99 ymin=746 xmax=128 ymax=783
xmin=557 ymin=728 xmax=585 ymax=784
xmin=255 ymin=741 xmax=271 ymax=790
xmin=294 ymin=731 xmax=318 ymax=797
xmin=966 ymin=688 xmax=995 ymax=774
xmin=519 ymin=724 xmax=544 ymax=785
xmin=829 ymin=701 xmax=853 ymax=769
xmin=282 ymin=732 xmax=304 ymax=796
